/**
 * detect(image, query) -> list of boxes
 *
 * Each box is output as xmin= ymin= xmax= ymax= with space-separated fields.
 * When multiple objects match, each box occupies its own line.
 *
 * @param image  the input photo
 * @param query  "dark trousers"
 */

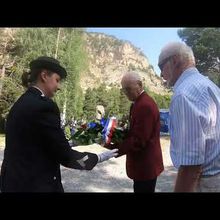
xmin=133 ymin=178 xmax=157 ymax=193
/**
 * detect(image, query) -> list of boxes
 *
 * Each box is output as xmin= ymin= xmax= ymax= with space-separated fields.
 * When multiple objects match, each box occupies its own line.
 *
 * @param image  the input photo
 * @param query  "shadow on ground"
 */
xmin=156 ymin=166 xmax=177 ymax=192
xmin=61 ymin=159 xmax=133 ymax=192
xmin=0 ymin=139 xmax=176 ymax=193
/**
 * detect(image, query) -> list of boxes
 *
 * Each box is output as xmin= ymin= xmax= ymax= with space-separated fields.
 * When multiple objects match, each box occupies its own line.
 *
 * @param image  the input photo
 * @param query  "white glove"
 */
xmin=97 ymin=149 xmax=119 ymax=163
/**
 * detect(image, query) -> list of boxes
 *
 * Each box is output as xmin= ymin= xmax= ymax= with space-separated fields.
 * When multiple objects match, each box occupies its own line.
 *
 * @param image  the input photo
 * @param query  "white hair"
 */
xmin=158 ymin=41 xmax=195 ymax=66
xmin=121 ymin=71 xmax=141 ymax=83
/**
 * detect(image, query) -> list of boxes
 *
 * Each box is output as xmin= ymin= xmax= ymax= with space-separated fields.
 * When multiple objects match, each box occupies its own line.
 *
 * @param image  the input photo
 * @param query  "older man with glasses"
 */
xmin=158 ymin=41 xmax=220 ymax=192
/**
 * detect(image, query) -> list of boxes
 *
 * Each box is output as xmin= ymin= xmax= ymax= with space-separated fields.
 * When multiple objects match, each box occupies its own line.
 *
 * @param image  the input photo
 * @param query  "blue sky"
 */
xmin=86 ymin=28 xmax=183 ymax=75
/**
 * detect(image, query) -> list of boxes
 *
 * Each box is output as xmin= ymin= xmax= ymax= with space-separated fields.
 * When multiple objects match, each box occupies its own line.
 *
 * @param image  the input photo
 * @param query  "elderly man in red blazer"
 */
xmin=105 ymin=71 xmax=164 ymax=192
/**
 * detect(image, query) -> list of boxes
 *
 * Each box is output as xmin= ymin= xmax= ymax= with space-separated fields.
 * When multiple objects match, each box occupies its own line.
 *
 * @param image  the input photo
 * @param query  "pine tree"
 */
xmin=83 ymin=88 xmax=97 ymax=121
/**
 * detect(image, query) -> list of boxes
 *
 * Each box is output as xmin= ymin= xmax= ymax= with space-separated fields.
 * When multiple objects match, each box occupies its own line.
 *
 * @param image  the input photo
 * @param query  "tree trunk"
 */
xmin=0 ymin=65 xmax=5 ymax=96
xmin=55 ymin=28 xmax=61 ymax=59
xmin=61 ymin=88 xmax=67 ymax=128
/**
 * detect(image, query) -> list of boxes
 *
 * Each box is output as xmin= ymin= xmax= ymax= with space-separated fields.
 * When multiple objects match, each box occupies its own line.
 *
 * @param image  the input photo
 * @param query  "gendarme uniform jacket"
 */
xmin=0 ymin=87 xmax=98 ymax=192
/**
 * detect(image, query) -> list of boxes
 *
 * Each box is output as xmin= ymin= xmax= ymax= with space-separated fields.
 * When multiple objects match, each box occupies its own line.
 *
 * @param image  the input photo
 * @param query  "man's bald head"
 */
xmin=121 ymin=72 xmax=143 ymax=101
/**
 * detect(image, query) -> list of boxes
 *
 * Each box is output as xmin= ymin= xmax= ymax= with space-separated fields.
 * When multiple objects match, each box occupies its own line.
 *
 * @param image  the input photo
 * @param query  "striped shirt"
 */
xmin=170 ymin=67 xmax=220 ymax=176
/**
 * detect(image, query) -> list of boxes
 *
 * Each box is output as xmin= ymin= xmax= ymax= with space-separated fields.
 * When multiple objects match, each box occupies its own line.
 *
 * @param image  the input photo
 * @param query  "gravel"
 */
xmin=0 ymin=137 xmax=177 ymax=192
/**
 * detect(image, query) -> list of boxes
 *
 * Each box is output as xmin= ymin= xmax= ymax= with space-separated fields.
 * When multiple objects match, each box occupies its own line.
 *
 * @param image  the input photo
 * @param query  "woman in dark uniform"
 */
xmin=0 ymin=56 xmax=118 ymax=192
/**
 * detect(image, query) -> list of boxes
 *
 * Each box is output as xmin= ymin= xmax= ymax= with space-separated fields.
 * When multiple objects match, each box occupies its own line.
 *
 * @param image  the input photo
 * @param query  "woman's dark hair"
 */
xmin=21 ymin=68 xmax=53 ymax=88
xmin=21 ymin=71 xmax=31 ymax=88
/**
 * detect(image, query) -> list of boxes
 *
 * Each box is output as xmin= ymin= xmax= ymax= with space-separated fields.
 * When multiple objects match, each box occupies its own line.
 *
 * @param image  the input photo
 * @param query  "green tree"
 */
xmin=118 ymin=89 xmax=130 ymax=118
xmin=54 ymin=28 xmax=88 ymax=123
xmin=0 ymin=77 xmax=23 ymax=132
xmin=106 ymin=87 xmax=121 ymax=117
xmin=0 ymin=28 xmax=22 ymax=132
xmin=178 ymin=28 xmax=220 ymax=86
xmin=7 ymin=28 xmax=88 ymax=125
xmin=95 ymin=83 xmax=108 ymax=108
xmin=148 ymin=90 xmax=171 ymax=109
xmin=83 ymin=88 xmax=97 ymax=121
xmin=13 ymin=28 xmax=58 ymax=69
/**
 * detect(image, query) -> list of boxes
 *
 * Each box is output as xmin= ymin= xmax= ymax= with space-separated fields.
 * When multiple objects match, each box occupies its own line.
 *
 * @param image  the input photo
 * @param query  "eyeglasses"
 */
xmin=121 ymin=85 xmax=138 ymax=93
xmin=121 ymin=87 xmax=132 ymax=93
xmin=158 ymin=56 xmax=173 ymax=71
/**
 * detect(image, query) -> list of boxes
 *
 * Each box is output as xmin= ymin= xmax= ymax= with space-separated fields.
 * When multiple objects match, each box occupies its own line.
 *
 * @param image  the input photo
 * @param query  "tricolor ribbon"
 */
xmin=102 ymin=117 xmax=117 ymax=145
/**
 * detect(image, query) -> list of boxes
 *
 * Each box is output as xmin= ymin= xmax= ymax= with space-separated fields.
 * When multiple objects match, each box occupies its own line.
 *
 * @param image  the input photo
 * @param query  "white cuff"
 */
xmin=97 ymin=154 xmax=101 ymax=163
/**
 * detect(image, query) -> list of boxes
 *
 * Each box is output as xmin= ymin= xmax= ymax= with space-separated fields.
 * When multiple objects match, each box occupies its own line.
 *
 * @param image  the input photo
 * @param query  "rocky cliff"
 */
xmin=81 ymin=32 xmax=167 ymax=94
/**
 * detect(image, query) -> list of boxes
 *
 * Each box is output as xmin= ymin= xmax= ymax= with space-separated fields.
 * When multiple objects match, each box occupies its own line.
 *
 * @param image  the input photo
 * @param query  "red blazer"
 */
xmin=114 ymin=92 xmax=164 ymax=180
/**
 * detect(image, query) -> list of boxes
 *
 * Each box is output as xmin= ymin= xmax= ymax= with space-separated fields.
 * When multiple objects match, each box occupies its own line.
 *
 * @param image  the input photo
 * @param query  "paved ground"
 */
xmin=0 ymin=136 xmax=177 ymax=192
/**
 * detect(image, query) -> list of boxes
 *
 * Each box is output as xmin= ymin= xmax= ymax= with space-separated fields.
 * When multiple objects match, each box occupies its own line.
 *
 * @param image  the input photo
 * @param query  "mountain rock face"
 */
xmin=81 ymin=32 xmax=168 ymax=94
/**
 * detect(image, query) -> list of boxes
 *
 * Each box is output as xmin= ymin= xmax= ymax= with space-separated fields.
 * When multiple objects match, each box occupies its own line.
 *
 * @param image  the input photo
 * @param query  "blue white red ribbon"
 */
xmin=102 ymin=117 xmax=117 ymax=144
